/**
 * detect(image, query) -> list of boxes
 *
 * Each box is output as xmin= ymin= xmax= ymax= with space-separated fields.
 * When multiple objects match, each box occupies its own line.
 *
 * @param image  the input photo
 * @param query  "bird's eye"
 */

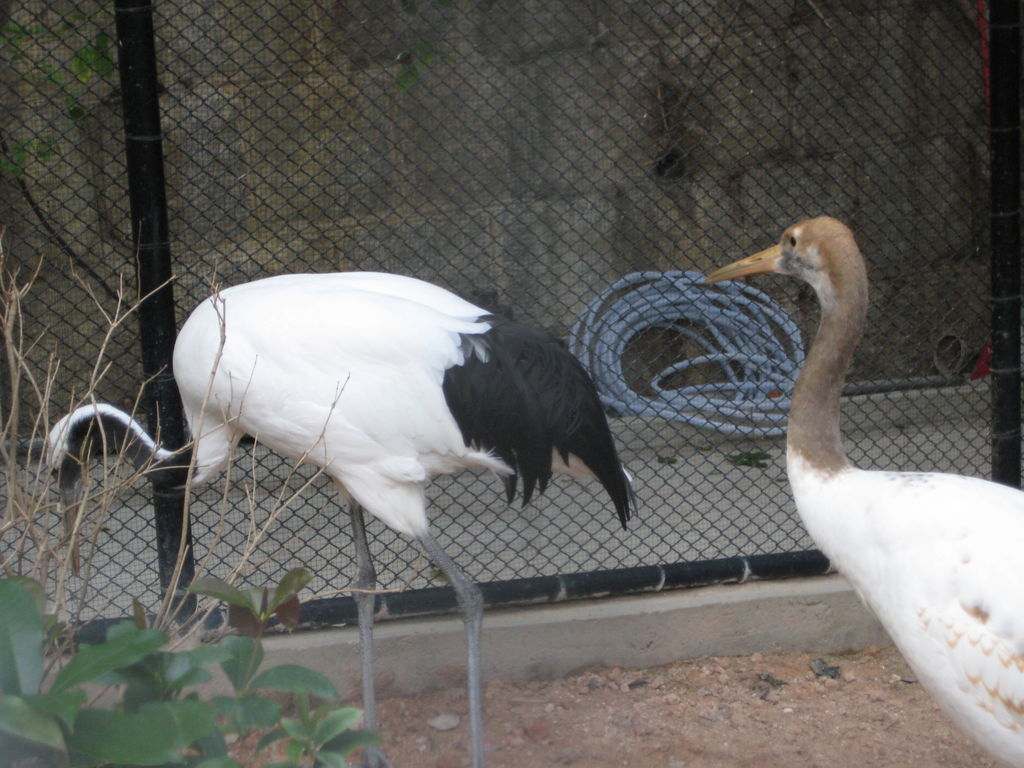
xmin=789 ymin=235 xmax=797 ymax=247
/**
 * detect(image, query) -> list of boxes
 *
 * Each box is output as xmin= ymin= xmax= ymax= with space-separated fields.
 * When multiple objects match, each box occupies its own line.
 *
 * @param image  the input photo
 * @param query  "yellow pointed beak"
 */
xmin=705 ymin=244 xmax=784 ymax=284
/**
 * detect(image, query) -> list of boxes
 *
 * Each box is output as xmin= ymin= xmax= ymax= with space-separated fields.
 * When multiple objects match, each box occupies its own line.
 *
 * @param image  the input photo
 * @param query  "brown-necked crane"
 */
xmin=707 ymin=217 xmax=1024 ymax=767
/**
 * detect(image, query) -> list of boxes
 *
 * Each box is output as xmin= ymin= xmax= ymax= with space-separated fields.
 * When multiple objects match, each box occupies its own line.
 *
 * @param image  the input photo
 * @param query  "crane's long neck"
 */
xmin=788 ymin=264 xmax=868 ymax=475
xmin=49 ymin=405 xmax=192 ymax=494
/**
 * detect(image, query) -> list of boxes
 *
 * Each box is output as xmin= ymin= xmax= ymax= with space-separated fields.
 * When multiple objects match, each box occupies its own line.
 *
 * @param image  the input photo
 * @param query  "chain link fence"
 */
xmin=1 ymin=0 xmax=996 ymax=624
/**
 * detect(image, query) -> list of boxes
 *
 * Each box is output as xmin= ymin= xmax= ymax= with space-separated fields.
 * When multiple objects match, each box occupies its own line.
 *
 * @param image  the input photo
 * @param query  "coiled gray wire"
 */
xmin=570 ymin=271 xmax=805 ymax=436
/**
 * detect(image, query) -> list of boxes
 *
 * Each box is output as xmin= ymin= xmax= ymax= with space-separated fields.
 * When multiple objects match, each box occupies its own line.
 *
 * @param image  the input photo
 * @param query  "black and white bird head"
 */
xmin=45 ymin=403 xmax=178 ymax=504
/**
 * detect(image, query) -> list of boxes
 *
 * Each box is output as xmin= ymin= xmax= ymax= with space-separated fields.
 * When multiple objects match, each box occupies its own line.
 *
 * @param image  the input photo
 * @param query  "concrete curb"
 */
xmin=251 ymin=573 xmax=890 ymax=700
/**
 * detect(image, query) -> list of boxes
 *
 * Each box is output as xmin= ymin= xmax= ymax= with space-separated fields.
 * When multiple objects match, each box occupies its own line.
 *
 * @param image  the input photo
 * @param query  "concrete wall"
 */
xmin=225 ymin=575 xmax=892 ymax=699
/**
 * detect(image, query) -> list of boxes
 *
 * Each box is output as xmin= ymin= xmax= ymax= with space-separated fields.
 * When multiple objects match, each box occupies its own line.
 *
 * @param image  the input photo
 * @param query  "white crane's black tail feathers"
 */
xmin=443 ymin=317 xmax=633 ymax=528
xmin=503 ymin=474 xmax=518 ymax=506
xmin=47 ymin=405 xmax=191 ymax=497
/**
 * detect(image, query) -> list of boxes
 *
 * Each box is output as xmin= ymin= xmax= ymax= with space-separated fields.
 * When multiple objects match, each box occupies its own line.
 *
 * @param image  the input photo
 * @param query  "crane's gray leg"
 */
xmin=416 ymin=529 xmax=486 ymax=768
xmin=350 ymin=506 xmax=390 ymax=768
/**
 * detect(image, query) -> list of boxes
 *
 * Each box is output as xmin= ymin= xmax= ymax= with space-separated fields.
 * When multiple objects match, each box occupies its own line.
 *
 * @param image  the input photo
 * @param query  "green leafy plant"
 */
xmin=261 ymin=695 xmax=373 ymax=768
xmin=394 ymin=41 xmax=456 ymax=92
xmin=189 ymin=567 xmax=313 ymax=639
xmin=0 ymin=572 xmax=377 ymax=767
xmin=2 ymin=11 xmax=115 ymax=94
xmin=1 ymin=9 xmax=115 ymax=175
xmin=187 ymin=569 xmax=378 ymax=765
xmin=726 ymin=450 xmax=773 ymax=469
xmin=393 ymin=0 xmax=456 ymax=91
xmin=0 ymin=137 xmax=59 ymax=175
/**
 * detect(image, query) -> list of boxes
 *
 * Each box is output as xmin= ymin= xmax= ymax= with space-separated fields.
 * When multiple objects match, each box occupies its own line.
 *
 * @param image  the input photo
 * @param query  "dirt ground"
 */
xmin=360 ymin=645 xmax=993 ymax=768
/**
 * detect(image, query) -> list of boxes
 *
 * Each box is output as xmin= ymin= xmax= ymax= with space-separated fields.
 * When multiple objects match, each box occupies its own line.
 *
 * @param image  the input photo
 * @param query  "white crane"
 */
xmin=707 ymin=217 xmax=1024 ymax=767
xmin=46 ymin=271 xmax=634 ymax=768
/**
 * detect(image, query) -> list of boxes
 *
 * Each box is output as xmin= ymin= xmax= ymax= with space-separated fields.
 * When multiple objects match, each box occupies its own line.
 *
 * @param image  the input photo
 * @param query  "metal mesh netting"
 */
xmin=1 ymin=0 xmax=992 ymax=621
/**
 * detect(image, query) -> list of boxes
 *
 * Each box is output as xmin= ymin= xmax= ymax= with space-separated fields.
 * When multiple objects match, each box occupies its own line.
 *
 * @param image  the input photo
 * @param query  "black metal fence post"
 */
xmin=988 ymin=0 xmax=1022 ymax=488
xmin=114 ymin=0 xmax=194 ymax=594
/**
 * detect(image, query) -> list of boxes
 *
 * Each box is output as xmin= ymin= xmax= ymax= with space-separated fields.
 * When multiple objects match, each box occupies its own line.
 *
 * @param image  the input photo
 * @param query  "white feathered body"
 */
xmin=48 ymin=271 xmax=631 ymax=538
xmin=174 ymin=273 xmax=510 ymax=537
xmin=789 ymin=450 xmax=1024 ymax=766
